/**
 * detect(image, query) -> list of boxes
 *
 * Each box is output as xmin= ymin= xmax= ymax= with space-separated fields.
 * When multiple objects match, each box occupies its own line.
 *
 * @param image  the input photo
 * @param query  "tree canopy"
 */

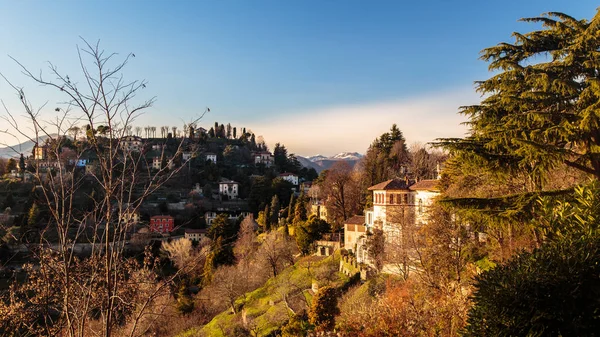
xmin=440 ymin=11 xmax=600 ymax=184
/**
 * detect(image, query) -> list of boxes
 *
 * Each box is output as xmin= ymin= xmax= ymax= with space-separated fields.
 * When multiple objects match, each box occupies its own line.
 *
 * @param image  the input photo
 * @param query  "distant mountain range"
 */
xmin=0 ymin=135 xmax=53 ymax=158
xmin=297 ymin=152 xmax=363 ymax=172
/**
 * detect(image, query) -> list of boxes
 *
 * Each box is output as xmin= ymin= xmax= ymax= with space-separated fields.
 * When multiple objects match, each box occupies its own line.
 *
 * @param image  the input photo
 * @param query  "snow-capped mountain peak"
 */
xmin=308 ymin=154 xmax=329 ymax=162
xmin=307 ymin=152 xmax=363 ymax=162
xmin=331 ymin=152 xmax=363 ymax=160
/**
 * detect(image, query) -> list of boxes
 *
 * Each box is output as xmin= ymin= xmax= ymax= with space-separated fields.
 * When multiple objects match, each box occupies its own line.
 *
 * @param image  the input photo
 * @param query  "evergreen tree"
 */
xmin=226 ymin=123 xmax=232 ymax=139
xmin=287 ymin=193 xmax=296 ymax=224
xmin=232 ymin=127 xmax=237 ymax=139
xmin=439 ymin=11 xmax=600 ymax=183
xmin=308 ymin=286 xmax=339 ymax=331
xmin=293 ymin=193 xmax=307 ymax=224
xmin=257 ymin=210 xmax=268 ymax=232
xmin=175 ymin=284 xmax=194 ymax=314
xmin=27 ymin=203 xmax=40 ymax=228
xmin=208 ymin=127 xmax=215 ymax=138
xmin=263 ymin=204 xmax=271 ymax=231
xmin=269 ymin=195 xmax=280 ymax=228
xmin=207 ymin=214 xmax=237 ymax=267
xmin=6 ymin=158 xmax=16 ymax=172
xmin=273 ymin=143 xmax=288 ymax=172
xmin=18 ymin=154 xmax=25 ymax=172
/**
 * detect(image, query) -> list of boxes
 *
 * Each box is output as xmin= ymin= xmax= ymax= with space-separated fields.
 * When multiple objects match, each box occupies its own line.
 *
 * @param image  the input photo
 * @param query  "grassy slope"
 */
xmin=181 ymin=252 xmax=348 ymax=337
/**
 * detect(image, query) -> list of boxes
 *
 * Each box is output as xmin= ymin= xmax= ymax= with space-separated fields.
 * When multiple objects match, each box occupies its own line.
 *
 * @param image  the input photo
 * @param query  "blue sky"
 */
xmin=0 ymin=0 xmax=596 ymax=156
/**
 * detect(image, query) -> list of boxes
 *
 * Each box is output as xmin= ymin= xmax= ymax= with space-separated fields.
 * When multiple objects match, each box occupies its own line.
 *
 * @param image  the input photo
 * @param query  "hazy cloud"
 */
xmin=246 ymin=87 xmax=479 ymax=157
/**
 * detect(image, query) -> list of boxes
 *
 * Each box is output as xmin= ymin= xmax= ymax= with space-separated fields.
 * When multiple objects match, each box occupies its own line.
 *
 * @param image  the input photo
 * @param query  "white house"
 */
xmin=204 ymin=211 xmax=252 ymax=225
xmin=279 ymin=172 xmax=299 ymax=186
xmin=120 ymin=136 xmax=143 ymax=152
xmin=152 ymin=156 xmax=174 ymax=170
xmin=253 ymin=151 xmax=274 ymax=166
xmin=366 ymin=178 xmax=414 ymax=237
xmin=205 ymin=153 xmax=217 ymax=164
xmin=409 ymin=179 xmax=440 ymax=225
xmin=344 ymin=215 xmax=366 ymax=253
xmin=219 ymin=179 xmax=239 ymax=199
xmin=185 ymin=228 xmax=207 ymax=243
xmin=352 ymin=178 xmax=440 ymax=264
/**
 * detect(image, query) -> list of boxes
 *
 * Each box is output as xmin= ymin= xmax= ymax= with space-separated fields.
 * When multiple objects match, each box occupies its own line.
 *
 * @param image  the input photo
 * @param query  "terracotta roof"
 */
xmin=345 ymin=215 xmax=365 ymax=225
xmin=185 ymin=228 xmax=206 ymax=234
xmin=409 ymin=179 xmax=440 ymax=191
xmin=279 ymin=172 xmax=298 ymax=177
xmin=368 ymin=179 xmax=410 ymax=191
xmin=150 ymin=215 xmax=173 ymax=219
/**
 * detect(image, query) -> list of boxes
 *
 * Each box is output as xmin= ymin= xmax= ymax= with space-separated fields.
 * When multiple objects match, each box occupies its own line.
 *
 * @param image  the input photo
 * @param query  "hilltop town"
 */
xmin=2 ymin=6 xmax=600 ymax=337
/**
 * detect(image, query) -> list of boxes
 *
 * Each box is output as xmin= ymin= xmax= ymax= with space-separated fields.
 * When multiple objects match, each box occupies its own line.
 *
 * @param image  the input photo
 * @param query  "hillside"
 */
xmin=179 ymin=253 xmax=351 ymax=337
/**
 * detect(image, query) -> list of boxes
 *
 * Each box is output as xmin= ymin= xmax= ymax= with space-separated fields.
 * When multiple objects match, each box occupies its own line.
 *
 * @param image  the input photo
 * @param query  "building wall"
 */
xmin=281 ymin=175 xmax=298 ymax=185
xmin=219 ymin=183 xmax=239 ymax=199
xmin=206 ymin=154 xmax=217 ymax=163
xmin=344 ymin=223 xmax=366 ymax=253
xmin=150 ymin=216 xmax=174 ymax=233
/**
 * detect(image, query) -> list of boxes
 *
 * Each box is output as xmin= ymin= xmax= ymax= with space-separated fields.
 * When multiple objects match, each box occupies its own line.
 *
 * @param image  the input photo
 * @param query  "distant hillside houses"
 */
xmin=219 ymin=179 xmax=239 ymax=200
xmin=253 ymin=151 xmax=274 ymax=167
xmin=120 ymin=135 xmax=143 ymax=152
xmin=279 ymin=172 xmax=299 ymax=186
xmin=205 ymin=152 xmax=217 ymax=164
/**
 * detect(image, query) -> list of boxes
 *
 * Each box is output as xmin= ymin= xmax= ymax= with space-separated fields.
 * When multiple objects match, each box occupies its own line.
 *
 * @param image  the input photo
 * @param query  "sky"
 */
xmin=0 ymin=0 xmax=596 ymax=157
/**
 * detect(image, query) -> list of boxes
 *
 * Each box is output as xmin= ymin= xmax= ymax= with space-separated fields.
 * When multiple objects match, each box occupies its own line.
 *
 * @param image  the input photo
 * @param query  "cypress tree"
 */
xmin=287 ymin=193 xmax=296 ymax=224
xmin=269 ymin=195 xmax=280 ymax=229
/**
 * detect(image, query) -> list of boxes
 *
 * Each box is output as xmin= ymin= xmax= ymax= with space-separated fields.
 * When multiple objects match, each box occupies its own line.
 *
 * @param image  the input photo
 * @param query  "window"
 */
xmin=389 ymin=194 xmax=394 ymax=204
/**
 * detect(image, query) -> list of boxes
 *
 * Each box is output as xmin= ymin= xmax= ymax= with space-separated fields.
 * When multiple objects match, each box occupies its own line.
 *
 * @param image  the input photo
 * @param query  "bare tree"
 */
xmin=320 ymin=161 xmax=362 ymax=231
xmin=0 ymin=40 xmax=208 ymax=337
xmin=258 ymin=230 xmax=297 ymax=278
xmin=134 ymin=126 xmax=142 ymax=137
xmin=162 ymin=237 xmax=208 ymax=275
xmin=172 ymin=126 xmax=177 ymax=138
xmin=209 ymin=265 xmax=247 ymax=314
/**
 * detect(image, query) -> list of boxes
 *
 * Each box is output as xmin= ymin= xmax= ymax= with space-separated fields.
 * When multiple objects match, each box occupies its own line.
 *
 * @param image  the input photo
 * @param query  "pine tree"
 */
xmin=439 ymin=11 xmax=600 ymax=183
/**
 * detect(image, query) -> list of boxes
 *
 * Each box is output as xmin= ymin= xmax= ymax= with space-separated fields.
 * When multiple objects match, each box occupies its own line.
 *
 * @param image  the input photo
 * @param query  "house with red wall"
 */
xmin=149 ymin=215 xmax=174 ymax=233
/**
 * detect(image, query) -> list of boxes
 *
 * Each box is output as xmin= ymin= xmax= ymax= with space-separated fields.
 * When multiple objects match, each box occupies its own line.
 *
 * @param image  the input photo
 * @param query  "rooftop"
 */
xmin=345 ymin=215 xmax=365 ymax=225
xmin=185 ymin=228 xmax=206 ymax=234
xmin=409 ymin=179 xmax=440 ymax=191
xmin=368 ymin=178 xmax=410 ymax=191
